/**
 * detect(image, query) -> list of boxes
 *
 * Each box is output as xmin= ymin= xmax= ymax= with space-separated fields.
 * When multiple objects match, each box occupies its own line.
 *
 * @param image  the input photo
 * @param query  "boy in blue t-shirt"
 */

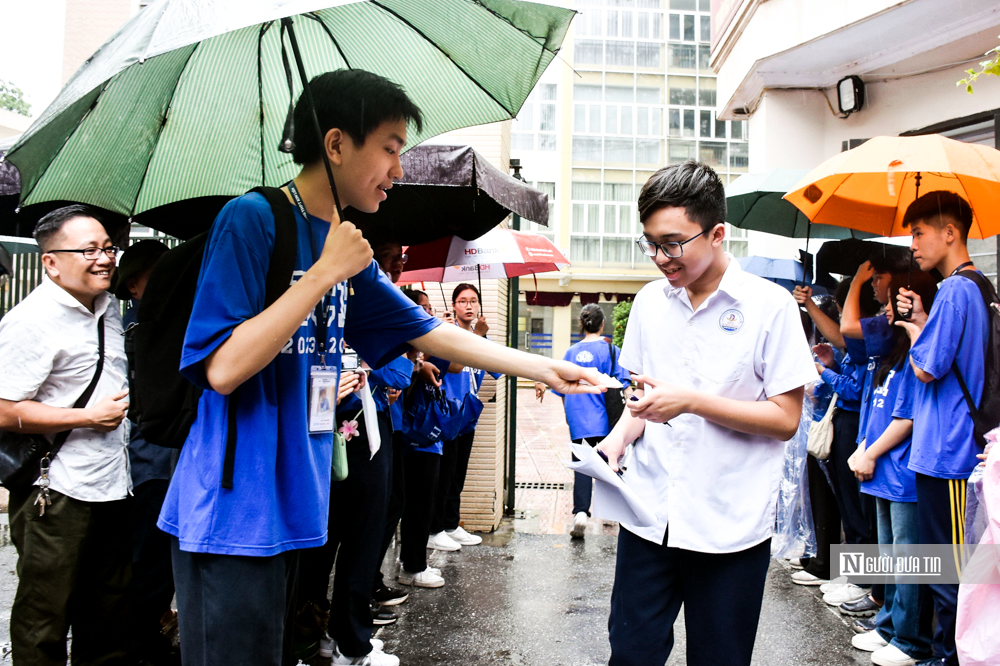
xmin=895 ymin=191 xmax=989 ymax=666
xmin=159 ymin=70 xmax=605 ymax=666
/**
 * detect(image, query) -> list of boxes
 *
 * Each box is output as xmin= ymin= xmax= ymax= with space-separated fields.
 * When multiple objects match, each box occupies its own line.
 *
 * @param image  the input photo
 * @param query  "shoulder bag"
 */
xmin=806 ymin=392 xmax=837 ymax=460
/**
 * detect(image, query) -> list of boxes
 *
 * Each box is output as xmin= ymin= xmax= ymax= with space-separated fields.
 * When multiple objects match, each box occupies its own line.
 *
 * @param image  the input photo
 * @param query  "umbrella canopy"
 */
xmin=726 ymin=169 xmax=875 ymax=240
xmin=1 ymin=0 xmax=574 ymax=232
xmin=784 ymin=134 xmax=1000 ymax=238
xmin=399 ymin=227 xmax=568 ymax=283
xmin=737 ymin=255 xmax=804 ymax=282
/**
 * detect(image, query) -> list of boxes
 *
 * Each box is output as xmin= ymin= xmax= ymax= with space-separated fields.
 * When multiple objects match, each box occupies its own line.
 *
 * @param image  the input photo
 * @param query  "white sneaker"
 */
xmin=331 ymin=643 xmax=400 ymax=666
xmin=788 ymin=557 xmax=805 ymax=570
xmin=320 ymin=632 xmax=334 ymax=659
xmin=397 ymin=568 xmax=445 ymax=588
xmin=446 ymin=526 xmax=482 ymax=546
xmin=824 ymin=584 xmax=869 ymax=606
xmin=426 ymin=565 xmax=441 ymax=576
xmin=370 ymin=638 xmax=384 ymax=652
xmin=820 ymin=576 xmax=849 ymax=594
xmin=427 ymin=531 xmax=462 ymax=551
xmin=851 ymin=629 xmax=889 ymax=652
xmin=790 ymin=570 xmax=827 ymax=585
xmin=570 ymin=512 xmax=588 ymax=538
xmin=871 ymin=644 xmax=918 ymax=666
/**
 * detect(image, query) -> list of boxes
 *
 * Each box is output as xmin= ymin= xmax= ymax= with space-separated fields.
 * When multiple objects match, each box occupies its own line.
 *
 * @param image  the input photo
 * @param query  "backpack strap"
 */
xmin=47 ymin=314 xmax=107 ymax=461
xmin=219 ymin=187 xmax=299 ymax=490
xmin=607 ymin=340 xmax=618 ymax=376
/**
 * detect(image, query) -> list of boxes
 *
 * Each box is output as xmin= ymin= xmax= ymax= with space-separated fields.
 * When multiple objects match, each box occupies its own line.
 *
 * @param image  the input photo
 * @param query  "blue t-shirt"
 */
xmin=819 ymin=350 xmax=864 ymax=413
xmin=157 ymin=193 xmax=440 ymax=556
xmin=856 ymin=316 xmax=895 ymax=443
xmin=340 ymin=354 xmax=413 ymax=419
xmin=553 ymin=339 xmax=631 ymax=440
xmin=427 ymin=356 xmax=500 ymax=440
xmin=909 ymin=275 xmax=989 ymax=479
xmin=859 ymin=362 xmax=917 ymax=502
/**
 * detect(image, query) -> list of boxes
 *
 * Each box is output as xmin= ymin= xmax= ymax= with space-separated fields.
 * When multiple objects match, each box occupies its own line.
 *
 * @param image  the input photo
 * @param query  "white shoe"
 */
xmin=320 ymin=633 xmax=334 ymax=659
xmin=824 ymin=583 xmax=869 ymax=606
xmin=820 ymin=576 xmax=849 ymax=594
xmin=427 ymin=531 xmax=462 ymax=551
xmin=871 ymin=644 xmax=918 ymax=666
xmin=331 ymin=644 xmax=400 ymax=666
xmin=426 ymin=565 xmax=441 ymax=576
xmin=788 ymin=557 xmax=805 ymax=570
xmin=370 ymin=638 xmax=384 ymax=652
xmin=446 ymin=526 xmax=482 ymax=546
xmin=790 ymin=570 xmax=827 ymax=585
xmin=851 ymin=629 xmax=889 ymax=652
xmin=570 ymin=512 xmax=588 ymax=538
xmin=397 ymin=568 xmax=445 ymax=588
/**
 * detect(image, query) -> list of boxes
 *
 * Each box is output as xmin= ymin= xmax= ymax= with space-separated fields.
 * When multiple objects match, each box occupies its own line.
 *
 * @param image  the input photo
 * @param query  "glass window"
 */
xmin=603 ymin=238 xmax=633 ymax=265
xmin=539 ymin=134 xmax=556 ymax=151
xmin=638 ymin=11 xmax=649 ymax=38
xmin=638 ymin=0 xmax=661 ymax=7
xmin=620 ymin=206 xmax=634 ymax=234
xmin=605 ymin=183 xmax=634 ymax=201
xmin=636 ymin=86 xmax=660 ymax=103
xmin=518 ymin=104 xmax=534 ymax=129
xmin=575 ymin=40 xmax=604 ymax=65
xmin=606 ymin=41 xmax=635 ymax=66
xmin=700 ymin=15 xmax=711 ymax=43
xmin=606 ymin=106 xmax=618 ymax=134
xmin=574 ymin=104 xmax=586 ymax=131
xmin=699 ymin=141 xmax=727 ymax=169
xmin=605 ymin=138 xmax=635 ymax=163
xmin=637 ymin=108 xmax=648 ymax=135
xmin=698 ymin=0 xmax=709 ymax=10
xmin=620 ymin=106 xmax=633 ymax=134
xmin=668 ymin=109 xmax=681 ymax=136
xmin=700 ymin=110 xmax=711 ymax=137
xmin=714 ymin=116 xmax=727 ymax=138
xmin=732 ymin=120 xmax=744 ymax=140
xmin=572 ymin=204 xmax=585 ymax=232
xmin=512 ymin=134 xmax=534 ymax=151
xmin=683 ymin=109 xmax=695 ymax=136
xmin=683 ymin=14 xmax=695 ymax=41
xmin=621 ymin=11 xmax=633 ymax=37
xmin=574 ymin=84 xmax=603 ymax=102
xmin=698 ymin=78 xmax=717 ymax=107
xmin=572 ymin=181 xmax=602 ymax=199
xmin=668 ymin=76 xmax=696 ymax=105
xmin=730 ymin=142 xmax=749 ymax=170
xmin=541 ymin=84 xmax=557 ymax=101
xmin=668 ymin=140 xmax=696 ymax=164
xmin=572 ymin=137 xmax=603 ymax=162
xmin=668 ymin=44 xmax=697 ymax=70
xmin=589 ymin=105 xmax=602 ymax=133
xmin=651 ymin=108 xmax=662 ymax=135
xmin=607 ymin=10 xmax=619 ymax=36
xmin=669 ymin=0 xmax=696 ymax=9
xmin=606 ymin=85 xmax=635 ymax=103
xmin=637 ymin=43 xmax=661 ymax=68
xmin=570 ymin=237 xmax=601 ymax=264
xmin=698 ymin=45 xmax=711 ymax=70
xmin=651 ymin=12 xmax=662 ymax=38
xmin=636 ymin=138 xmax=662 ymax=166
xmin=669 ymin=14 xmax=680 ymax=40
xmin=605 ymin=205 xmax=617 ymax=233
xmin=540 ymin=104 xmax=555 ymax=132
xmin=588 ymin=204 xmax=600 ymax=232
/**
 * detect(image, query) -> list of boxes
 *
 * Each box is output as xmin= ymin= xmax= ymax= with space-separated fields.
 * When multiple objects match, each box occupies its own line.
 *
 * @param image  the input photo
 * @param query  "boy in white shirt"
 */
xmin=598 ymin=161 xmax=817 ymax=665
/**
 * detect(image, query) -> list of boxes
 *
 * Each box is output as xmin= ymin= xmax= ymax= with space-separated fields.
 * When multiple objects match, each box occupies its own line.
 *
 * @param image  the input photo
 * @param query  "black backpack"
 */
xmin=952 ymin=271 xmax=1000 ymax=449
xmin=124 ymin=187 xmax=297 ymax=488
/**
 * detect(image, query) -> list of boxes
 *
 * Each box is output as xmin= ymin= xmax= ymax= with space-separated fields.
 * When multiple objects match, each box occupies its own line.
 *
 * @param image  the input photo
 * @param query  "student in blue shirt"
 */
xmin=847 ymin=271 xmax=936 ymax=664
xmin=895 ymin=191 xmax=989 ymax=666
xmin=550 ymin=304 xmax=631 ymax=539
xmin=158 ymin=70 xmax=605 ymax=666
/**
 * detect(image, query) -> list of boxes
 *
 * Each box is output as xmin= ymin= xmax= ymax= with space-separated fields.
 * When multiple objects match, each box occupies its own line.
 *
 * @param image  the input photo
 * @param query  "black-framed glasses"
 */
xmin=48 ymin=245 xmax=119 ymax=260
xmin=635 ymin=230 xmax=708 ymax=259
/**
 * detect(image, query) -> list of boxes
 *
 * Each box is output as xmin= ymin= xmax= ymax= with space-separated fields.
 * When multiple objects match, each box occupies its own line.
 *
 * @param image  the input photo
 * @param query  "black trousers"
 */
xmin=400 ymin=449 xmax=440 ymax=573
xmin=171 ymin=539 xmax=297 ymax=666
xmin=430 ymin=430 xmax=475 ymax=534
xmin=373 ymin=431 xmax=407 ymax=594
xmin=915 ymin=473 xmax=965 ymax=665
xmin=804 ymin=455 xmax=841 ymax=580
xmin=9 ymin=488 xmax=132 ymax=666
xmin=297 ymin=411 xmax=393 ymax=659
xmin=571 ymin=437 xmax=602 ymax=516
xmin=609 ymin=528 xmax=771 ymax=666
xmin=129 ymin=479 xmax=176 ymax=662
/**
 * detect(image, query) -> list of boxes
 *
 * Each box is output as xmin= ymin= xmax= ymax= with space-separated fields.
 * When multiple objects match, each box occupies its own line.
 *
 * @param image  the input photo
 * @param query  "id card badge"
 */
xmin=309 ymin=366 xmax=339 ymax=433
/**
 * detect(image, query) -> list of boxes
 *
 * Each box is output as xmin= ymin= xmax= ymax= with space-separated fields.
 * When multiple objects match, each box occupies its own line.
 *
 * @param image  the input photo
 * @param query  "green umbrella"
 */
xmin=2 ymin=0 xmax=574 ymax=227
xmin=726 ymin=169 xmax=875 ymax=240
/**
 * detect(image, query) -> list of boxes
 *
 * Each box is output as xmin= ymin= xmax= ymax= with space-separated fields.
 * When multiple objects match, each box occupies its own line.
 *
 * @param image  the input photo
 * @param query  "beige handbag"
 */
xmin=807 ymin=393 xmax=838 ymax=460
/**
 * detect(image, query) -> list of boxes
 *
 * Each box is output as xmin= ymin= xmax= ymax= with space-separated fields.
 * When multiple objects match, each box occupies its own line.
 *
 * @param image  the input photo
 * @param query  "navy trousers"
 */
xmin=571 ymin=437 xmax=602 ymax=516
xmin=609 ymin=528 xmax=771 ymax=666
xmin=915 ymin=473 xmax=966 ymax=665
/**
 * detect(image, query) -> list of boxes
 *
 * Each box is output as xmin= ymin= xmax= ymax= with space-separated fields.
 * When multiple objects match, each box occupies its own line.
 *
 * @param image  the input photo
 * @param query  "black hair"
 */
xmin=291 ymin=69 xmax=423 ymax=165
xmin=869 ymin=246 xmax=917 ymax=275
xmin=579 ymin=303 xmax=605 ymax=335
xmin=451 ymin=283 xmax=480 ymax=304
xmin=637 ymin=161 xmax=727 ymax=232
xmin=403 ymin=288 xmax=427 ymax=305
xmin=856 ymin=279 xmax=881 ymax=318
xmin=833 ymin=277 xmax=852 ymax=309
xmin=800 ymin=309 xmax=815 ymax=344
xmin=33 ymin=204 xmax=106 ymax=253
xmin=902 ymin=190 xmax=973 ymax=242
xmin=873 ymin=271 xmax=937 ymax=388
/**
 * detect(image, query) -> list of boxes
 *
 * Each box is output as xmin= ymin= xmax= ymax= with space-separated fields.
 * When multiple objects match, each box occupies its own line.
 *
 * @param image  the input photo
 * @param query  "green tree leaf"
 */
xmin=0 ymin=79 xmax=31 ymax=116
xmin=958 ymin=39 xmax=1000 ymax=94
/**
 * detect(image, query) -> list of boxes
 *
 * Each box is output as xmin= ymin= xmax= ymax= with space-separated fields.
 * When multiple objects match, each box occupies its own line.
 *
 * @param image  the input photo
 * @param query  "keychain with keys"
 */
xmin=34 ymin=455 xmax=52 ymax=516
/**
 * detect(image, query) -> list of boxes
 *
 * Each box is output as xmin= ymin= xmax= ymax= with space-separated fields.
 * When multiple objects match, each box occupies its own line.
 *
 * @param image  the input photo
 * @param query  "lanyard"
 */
xmin=950 ymin=261 xmax=975 ymax=277
xmin=288 ymin=180 xmax=331 ymax=366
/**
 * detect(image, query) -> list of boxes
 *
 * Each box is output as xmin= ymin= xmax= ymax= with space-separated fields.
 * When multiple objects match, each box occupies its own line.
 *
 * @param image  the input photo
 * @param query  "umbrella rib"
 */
xmin=131 ymin=43 xmax=201 ymax=217
xmin=468 ymin=0 xmax=576 ymax=55
xmin=306 ymin=13 xmax=353 ymax=69
xmin=368 ymin=0 xmax=514 ymax=116
xmin=258 ymin=23 xmax=269 ymax=186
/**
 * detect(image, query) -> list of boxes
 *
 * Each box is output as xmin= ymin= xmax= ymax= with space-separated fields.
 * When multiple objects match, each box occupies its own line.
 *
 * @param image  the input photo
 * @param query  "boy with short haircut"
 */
xmin=895 ymin=190 xmax=988 ymax=666
xmin=598 ymin=161 xmax=817 ymax=665
xmin=158 ymin=69 xmax=603 ymax=666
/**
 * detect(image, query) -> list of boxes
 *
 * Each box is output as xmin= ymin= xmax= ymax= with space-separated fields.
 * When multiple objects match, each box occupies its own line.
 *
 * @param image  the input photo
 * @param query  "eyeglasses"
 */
xmin=48 ymin=245 xmax=119 ymax=260
xmin=635 ymin=230 xmax=708 ymax=259
xmin=455 ymin=299 xmax=479 ymax=307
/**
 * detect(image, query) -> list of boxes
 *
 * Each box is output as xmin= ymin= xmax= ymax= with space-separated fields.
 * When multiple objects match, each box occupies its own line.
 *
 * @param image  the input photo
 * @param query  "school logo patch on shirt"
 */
xmin=575 ymin=350 xmax=595 ymax=363
xmin=719 ymin=309 xmax=744 ymax=334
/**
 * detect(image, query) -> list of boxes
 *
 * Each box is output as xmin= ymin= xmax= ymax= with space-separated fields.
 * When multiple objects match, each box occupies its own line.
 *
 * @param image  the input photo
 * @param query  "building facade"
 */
xmin=510 ymin=0 xmax=751 ymax=361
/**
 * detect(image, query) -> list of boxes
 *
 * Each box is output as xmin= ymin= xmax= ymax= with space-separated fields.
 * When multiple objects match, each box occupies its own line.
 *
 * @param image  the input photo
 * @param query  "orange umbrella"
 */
xmin=784 ymin=134 xmax=1000 ymax=238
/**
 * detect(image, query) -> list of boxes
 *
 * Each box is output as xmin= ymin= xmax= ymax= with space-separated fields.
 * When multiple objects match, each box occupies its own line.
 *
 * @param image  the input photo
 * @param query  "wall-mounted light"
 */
xmin=837 ymin=75 xmax=865 ymax=115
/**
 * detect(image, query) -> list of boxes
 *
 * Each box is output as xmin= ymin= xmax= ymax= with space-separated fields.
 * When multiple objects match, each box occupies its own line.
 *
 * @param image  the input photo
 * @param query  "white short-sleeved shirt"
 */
xmin=618 ymin=257 xmax=817 ymax=553
xmin=0 ymin=277 xmax=130 ymax=502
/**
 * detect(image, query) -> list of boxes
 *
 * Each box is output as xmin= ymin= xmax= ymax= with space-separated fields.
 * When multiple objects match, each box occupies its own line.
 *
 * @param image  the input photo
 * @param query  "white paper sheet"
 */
xmin=359 ymin=381 xmax=381 ymax=458
xmin=565 ymin=442 xmax=657 ymax=527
